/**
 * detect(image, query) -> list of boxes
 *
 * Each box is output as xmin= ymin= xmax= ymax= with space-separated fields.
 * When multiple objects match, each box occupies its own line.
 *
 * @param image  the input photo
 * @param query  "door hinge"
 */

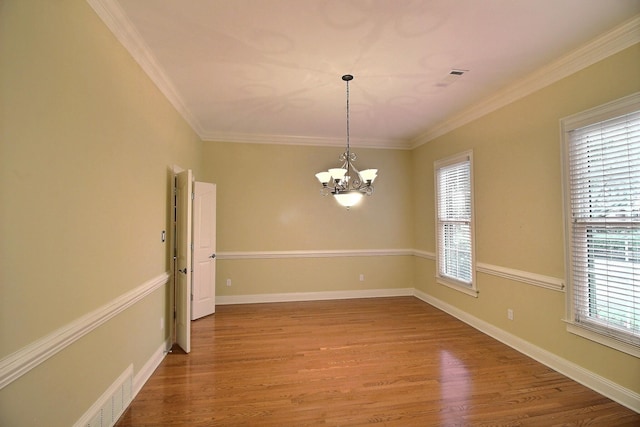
xmin=191 ymin=192 xmax=195 ymax=200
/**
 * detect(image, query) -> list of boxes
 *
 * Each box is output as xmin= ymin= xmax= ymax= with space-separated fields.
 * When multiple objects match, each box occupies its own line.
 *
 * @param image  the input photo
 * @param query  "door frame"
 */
xmin=175 ymin=169 xmax=193 ymax=353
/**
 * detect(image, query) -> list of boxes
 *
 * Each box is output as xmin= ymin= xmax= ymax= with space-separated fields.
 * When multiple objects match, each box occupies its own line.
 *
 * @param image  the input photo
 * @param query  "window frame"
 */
xmin=434 ymin=150 xmax=477 ymax=297
xmin=560 ymin=92 xmax=640 ymax=358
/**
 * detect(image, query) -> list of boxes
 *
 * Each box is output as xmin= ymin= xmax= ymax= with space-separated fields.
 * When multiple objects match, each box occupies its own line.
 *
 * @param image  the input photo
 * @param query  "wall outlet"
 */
xmin=507 ymin=308 xmax=514 ymax=321
xmin=160 ymin=317 xmax=164 ymax=330
xmin=359 ymin=274 xmax=365 ymax=282
xmin=226 ymin=279 xmax=232 ymax=287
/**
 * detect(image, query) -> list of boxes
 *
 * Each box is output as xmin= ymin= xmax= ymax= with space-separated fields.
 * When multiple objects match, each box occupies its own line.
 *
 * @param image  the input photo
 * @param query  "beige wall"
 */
xmin=412 ymin=44 xmax=640 ymax=393
xmin=201 ymin=142 xmax=414 ymax=296
xmin=1 ymin=0 xmax=638 ymax=424
xmin=0 ymin=1 xmax=201 ymax=425
xmin=202 ymin=142 xmax=413 ymax=251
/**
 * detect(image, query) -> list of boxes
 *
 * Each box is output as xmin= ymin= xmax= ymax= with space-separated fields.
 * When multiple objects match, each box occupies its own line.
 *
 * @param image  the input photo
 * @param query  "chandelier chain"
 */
xmin=346 ymin=77 xmax=350 ymax=156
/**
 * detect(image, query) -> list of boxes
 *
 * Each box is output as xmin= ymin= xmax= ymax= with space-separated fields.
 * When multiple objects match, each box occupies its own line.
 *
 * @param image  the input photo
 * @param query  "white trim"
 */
xmin=201 ymin=133 xmax=410 ymax=150
xmin=416 ymin=253 xmax=565 ymax=292
xmin=412 ymin=249 xmax=436 ymax=260
xmin=86 ymin=0 xmax=205 ymax=136
xmin=217 ymin=248 xmax=414 ymax=260
xmin=219 ymin=249 xmax=565 ymax=293
xmin=565 ymin=322 xmax=640 ymax=359
xmin=411 ymin=15 xmax=640 ymax=148
xmin=74 ymin=340 xmax=170 ymax=427
xmin=560 ymin=93 xmax=640 ymax=358
xmin=413 ymin=290 xmax=640 ymax=413
xmin=217 ymin=288 xmax=414 ymax=305
xmin=133 ymin=339 xmax=171 ymax=397
xmin=73 ymin=364 xmax=134 ymax=427
xmin=436 ymin=277 xmax=479 ymax=297
xmin=434 ymin=150 xmax=477 ymax=294
xmin=85 ymin=1 xmax=406 ymax=151
xmin=561 ymin=92 xmax=640 ymax=131
xmin=476 ymin=262 xmax=565 ymax=292
xmin=0 ymin=272 xmax=170 ymax=390
xmin=88 ymin=0 xmax=638 ymax=149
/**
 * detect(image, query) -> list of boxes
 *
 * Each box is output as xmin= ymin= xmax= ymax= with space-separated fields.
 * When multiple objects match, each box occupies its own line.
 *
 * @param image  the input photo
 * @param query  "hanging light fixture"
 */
xmin=315 ymin=74 xmax=378 ymax=208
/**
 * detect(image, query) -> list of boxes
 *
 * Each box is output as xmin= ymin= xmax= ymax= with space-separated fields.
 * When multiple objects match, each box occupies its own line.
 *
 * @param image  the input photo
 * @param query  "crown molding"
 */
xmin=201 ymin=132 xmax=412 ymax=150
xmin=411 ymin=14 xmax=640 ymax=149
xmin=86 ymin=0 xmax=409 ymax=150
xmin=86 ymin=0 xmax=205 ymax=135
xmin=88 ymin=1 xmax=638 ymax=150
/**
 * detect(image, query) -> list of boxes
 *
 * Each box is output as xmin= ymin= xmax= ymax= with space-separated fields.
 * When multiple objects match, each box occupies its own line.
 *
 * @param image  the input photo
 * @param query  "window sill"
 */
xmin=564 ymin=321 xmax=640 ymax=358
xmin=436 ymin=276 xmax=478 ymax=298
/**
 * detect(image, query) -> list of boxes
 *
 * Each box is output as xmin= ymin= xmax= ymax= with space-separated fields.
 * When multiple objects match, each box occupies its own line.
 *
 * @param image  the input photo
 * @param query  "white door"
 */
xmin=175 ymin=170 xmax=192 ymax=353
xmin=191 ymin=182 xmax=216 ymax=320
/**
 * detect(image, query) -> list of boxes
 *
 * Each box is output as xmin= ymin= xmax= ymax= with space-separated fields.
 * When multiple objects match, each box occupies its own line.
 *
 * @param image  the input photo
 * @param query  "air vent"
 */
xmin=435 ymin=69 xmax=469 ymax=87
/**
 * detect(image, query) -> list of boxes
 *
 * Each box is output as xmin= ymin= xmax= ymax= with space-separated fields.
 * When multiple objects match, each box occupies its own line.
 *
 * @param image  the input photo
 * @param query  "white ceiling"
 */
xmin=91 ymin=0 xmax=640 ymax=148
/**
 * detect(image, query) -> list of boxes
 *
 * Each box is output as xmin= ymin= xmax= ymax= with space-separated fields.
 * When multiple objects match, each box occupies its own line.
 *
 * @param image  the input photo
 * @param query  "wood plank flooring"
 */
xmin=116 ymin=297 xmax=639 ymax=426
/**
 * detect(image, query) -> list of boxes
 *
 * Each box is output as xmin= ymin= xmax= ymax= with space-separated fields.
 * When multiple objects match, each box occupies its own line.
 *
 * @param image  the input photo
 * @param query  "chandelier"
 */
xmin=314 ymin=74 xmax=378 ymax=208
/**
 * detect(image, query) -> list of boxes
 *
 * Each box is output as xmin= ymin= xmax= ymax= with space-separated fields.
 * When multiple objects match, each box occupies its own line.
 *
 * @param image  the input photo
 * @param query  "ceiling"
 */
xmin=91 ymin=0 xmax=640 ymax=149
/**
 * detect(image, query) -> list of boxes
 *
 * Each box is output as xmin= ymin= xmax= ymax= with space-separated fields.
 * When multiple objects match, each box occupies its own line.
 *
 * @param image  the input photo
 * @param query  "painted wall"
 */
xmin=0 ymin=1 xmax=201 ymax=425
xmin=201 ymin=142 xmax=414 ymax=297
xmin=1 ymin=1 xmax=637 ymax=424
xmin=412 ymin=44 xmax=640 ymax=394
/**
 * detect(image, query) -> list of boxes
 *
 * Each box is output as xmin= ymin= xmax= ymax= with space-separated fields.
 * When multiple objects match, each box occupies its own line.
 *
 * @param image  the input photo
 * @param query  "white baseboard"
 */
xmin=73 ymin=365 xmax=134 ymax=427
xmin=74 ymin=339 xmax=170 ymax=427
xmin=133 ymin=339 xmax=170 ymax=397
xmin=216 ymin=288 xmax=414 ymax=305
xmin=413 ymin=289 xmax=640 ymax=413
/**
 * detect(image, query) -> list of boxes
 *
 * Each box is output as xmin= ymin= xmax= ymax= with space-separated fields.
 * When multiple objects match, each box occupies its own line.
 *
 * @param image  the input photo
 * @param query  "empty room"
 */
xmin=1 ymin=1 xmax=639 ymax=426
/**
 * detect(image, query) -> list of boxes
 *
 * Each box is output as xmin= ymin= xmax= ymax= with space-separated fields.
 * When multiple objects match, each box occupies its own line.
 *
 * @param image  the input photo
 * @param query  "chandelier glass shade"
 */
xmin=315 ymin=75 xmax=378 ymax=208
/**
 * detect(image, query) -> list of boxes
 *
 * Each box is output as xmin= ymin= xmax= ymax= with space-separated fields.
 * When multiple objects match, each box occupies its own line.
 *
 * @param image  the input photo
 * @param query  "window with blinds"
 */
xmin=435 ymin=151 xmax=476 ymax=295
xmin=562 ymin=93 xmax=640 ymax=352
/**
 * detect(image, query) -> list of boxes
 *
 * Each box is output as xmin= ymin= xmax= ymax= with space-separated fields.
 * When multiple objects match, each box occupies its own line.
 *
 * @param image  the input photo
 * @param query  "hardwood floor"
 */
xmin=116 ymin=297 xmax=639 ymax=426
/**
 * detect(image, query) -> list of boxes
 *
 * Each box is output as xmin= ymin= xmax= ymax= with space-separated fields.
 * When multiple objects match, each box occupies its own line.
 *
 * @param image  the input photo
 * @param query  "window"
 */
xmin=561 ymin=93 xmax=640 ymax=356
xmin=435 ymin=151 xmax=476 ymax=297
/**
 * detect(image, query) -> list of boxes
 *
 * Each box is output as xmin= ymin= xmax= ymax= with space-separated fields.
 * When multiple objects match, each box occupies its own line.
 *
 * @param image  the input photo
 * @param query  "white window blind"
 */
xmin=567 ymin=108 xmax=640 ymax=347
xmin=436 ymin=153 xmax=474 ymax=289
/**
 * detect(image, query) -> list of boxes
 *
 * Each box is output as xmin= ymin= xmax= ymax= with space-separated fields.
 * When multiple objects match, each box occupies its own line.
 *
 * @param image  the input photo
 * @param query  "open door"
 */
xmin=175 ymin=170 xmax=192 ymax=353
xmin=192 ymin=182 xmax=216 ymax=320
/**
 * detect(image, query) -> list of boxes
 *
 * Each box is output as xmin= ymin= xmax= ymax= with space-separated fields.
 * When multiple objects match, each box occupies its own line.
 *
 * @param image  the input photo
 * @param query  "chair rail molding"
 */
xmin=0 ymin=272 xmax=170 ymax=390
xmin=217 ymin=248 xmax=414 ymax=260
xmin=476 ymin=262 xmax=565 ymax=292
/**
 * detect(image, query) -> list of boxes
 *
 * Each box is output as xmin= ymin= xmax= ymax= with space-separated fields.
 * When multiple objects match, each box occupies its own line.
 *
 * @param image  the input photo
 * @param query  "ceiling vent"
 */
xmin=436 ymin=69 xmax=469 ymax=87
